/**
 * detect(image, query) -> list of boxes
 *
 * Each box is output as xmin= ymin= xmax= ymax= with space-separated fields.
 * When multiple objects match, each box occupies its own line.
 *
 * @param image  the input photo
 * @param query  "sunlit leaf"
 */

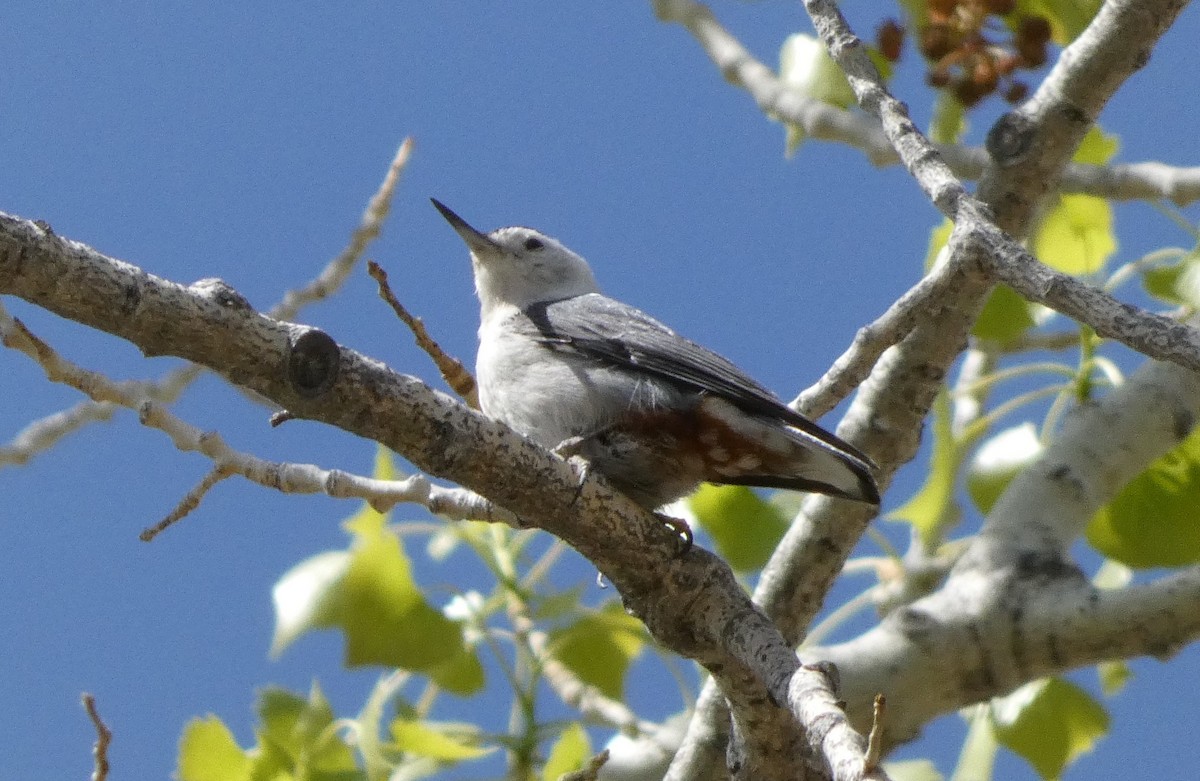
xmin=1032 ymin=127 xmax=1118 ymax=277
xmin=890 ymin=390 xmax=960 ymax=543
xmin=973 ymin=285 xmax=1038 ymax=342
xmin=1023 ymin=0 xmax=1106 ymax=45
xmin=542 ymin=723 xmax=591 ymax=781
xmin=991 ymin=678 xmax=1110 ymax=780
xmin=885 ymin=758 xmax=943 ymax=781
xmin=549 ymin=603 xmax=646 ymax=700
xmin=1142 ymin=258 xmax=1200 ymax=308
xmin=924 ymin=218 xmax=953 ymax=272
xmin=950 ymin=705 xmax=998 ymax=781
xmin=389 ymin=718 xmax=495 ymax=762
xmin=271 ymin=551 xmax=352 ymax=658
xmin=177 ymin=716 xmax=253 ymax=781
xmin=779 ymin=33 xmax=854 ymax=155
xmin=256 ymin=684 xmax=359 ymax=778
xmin=967 ymin=423 xmax=1043 ymax=514
xmin=1087 ymin=426 xmax=1200 ymax=567
xmin=688 ymin=483 xmax=788 ymax=571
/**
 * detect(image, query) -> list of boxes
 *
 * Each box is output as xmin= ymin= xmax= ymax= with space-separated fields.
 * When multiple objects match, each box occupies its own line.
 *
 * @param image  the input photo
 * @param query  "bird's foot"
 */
xmin=655 ymin=512 xmax=693 ymax=557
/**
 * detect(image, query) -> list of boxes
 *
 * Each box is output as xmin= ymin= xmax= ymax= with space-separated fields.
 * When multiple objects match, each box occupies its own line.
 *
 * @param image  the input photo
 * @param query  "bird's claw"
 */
xmin=655 ymin=513 xmax=693 ymax=557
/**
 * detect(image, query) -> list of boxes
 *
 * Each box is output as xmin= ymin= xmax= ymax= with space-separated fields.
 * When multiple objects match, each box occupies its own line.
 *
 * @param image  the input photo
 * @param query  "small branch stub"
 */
xmin=286 ymin=328 xmax=340 ymax=398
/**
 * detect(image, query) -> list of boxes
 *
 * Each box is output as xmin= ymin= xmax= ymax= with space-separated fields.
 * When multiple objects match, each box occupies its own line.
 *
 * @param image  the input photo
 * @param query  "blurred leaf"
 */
xmin=1074 ymin=126 xmax=1119 ymax=166
xmin=178 ymin=716 xmax=253 ymax=781
xmin=1023 ymin=0 xmax=1105 ymax=44
xmin=688 ymin=483 xmax=788 ymax=571
xmin=1033 ymin=194 xmax=1116 ymax=275
xmin=389 ymin=718 xmax=495 ymax=762
xmin=271 ymin=551 xmax=352 ymax=658
xmin=991 ymin=678 xmax=1110 ymax=780
xmin=542 ymin=723 xmax=591 ymax=781
xmin=930 ymin=92 xmax=967 ymax=144
xmin=967 ymin=423 xmax=1044 ymax=514
xmin=1032 ymin=128 xmax=1118 ymax=277
xmin=269 ymin=457 xmax=481 ymax=686
xmin=950 ymin=705 xmax=998 ymax=781
xmin=886 ymin=758 xmax=943 ymax=781
xmin=549 ymin=603 xmax=646 ymax=700
xmin=1096 ymin=662 xmax=1132 ymax=697
xmin=890 ymin=390 xmax=960 ymax=544
xmin=779 ymin=33 xmax=854 ymax=155
xmin=973 ymin=285 xmax=1038 ymax=342
xmin=924 ymin=218 xmax=954 ymax=272
xmin=534 ymin=584 xmax=586 ymax=620
xmin=1086 ymin=427 xmax=1200 ymax=567
xmin=1142 ymin=258 xmax=1200 ymax=308
xmin=256 ymin=684 xmax=359 ymax=780
xmin=428 ymin=646 xmax=486 ymax=695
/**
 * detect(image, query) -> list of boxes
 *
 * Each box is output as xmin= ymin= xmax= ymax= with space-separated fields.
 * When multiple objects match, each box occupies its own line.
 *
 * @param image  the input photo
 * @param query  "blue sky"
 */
xmin=2 ymin=3 xmax=1198 ymax=779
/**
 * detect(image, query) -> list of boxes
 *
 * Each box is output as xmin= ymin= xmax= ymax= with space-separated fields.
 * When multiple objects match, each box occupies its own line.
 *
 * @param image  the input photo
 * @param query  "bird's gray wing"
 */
xmin=521 ymin=294 xmax=874 ymax=467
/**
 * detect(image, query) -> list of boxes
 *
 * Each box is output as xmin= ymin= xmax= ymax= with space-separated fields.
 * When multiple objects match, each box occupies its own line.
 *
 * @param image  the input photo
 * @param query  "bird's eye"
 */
xmin=523 ymin=237 xmax=544 ymax=251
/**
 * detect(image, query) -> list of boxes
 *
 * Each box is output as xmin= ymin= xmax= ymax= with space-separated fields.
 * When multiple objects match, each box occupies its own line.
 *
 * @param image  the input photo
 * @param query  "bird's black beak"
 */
xmin=431 ymin=199 xmax=501 ymax=254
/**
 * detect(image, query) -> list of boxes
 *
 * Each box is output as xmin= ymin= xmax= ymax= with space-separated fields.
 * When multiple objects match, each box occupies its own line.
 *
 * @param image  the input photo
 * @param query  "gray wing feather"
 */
xmin=521 ymin=294 xmax=874 ymax=467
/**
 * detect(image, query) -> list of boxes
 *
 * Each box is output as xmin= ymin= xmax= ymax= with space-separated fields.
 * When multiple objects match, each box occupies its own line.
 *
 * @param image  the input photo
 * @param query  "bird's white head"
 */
xmin=432 ymin=199 xmax=599 ymax=315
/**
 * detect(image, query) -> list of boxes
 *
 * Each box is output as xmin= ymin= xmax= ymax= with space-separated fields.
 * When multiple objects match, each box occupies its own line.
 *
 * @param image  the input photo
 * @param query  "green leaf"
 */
xmin=1073 ymin=126 xmax=1119 ymax=166
xmin=271 ymin=551 xmax=353 ymax=658
xmin=178 ymin=716 xmax=253 ymax=781
xmin=973 ymin=285 xmax=1038 ymax=342
xmin=389 ymin=718 xmax=495 ymax=762
xmin=542 ymin=723 xmax=591 ymax=781
xmin=1033 ymin=194 xmax=1117 ymax=275
xmin=923 ymin=218 xmax=953 ymax=272
xmin=428 ymin=645 xmax=486 ymax=695
xmin=1022 ymin=0 xmax=1105 ymax=44
xmin=534 ymin=584 xmax=586 ymax=620
xmin=778 ymin=33 xmax=854 ymax=156
xmin=688 ymin=484 xmax=788 ymax=571
xmin=339 ymin=509 xmax=471 ymax=670
xmin=1142 ymin=257 xmax=1200 ymax=308
xmin=890 ymin=390 xmax=960 ymax=544
xmin=991 ymin=678 xmax=1110 ymax=780
xmin=967 ymin=423 xmax=1044 ymax=515
xmin=549 ymin=603 xmax=646 ymax=700
xmin=930 ymin=92 xmax=967 ymax=145
xmin=255 ymin=684 xmax=359 ymax=779
xmin=1086 ymin=426 xmax=1200 ymax=567
xmin=950 ymin=705 xmax=998 ymax=781
xmin=885 ymin=758 xmax=943 ymax=781
xmin=1031 ymin=127 xmax=1118 ymax=277
xmin=1096 ymin=661 xmax=1132 ymax=697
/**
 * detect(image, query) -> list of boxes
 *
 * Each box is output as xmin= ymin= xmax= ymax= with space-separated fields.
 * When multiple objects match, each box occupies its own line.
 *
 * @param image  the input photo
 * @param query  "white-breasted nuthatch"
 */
xmin=433 ymin=199 xmax=879 ymax=518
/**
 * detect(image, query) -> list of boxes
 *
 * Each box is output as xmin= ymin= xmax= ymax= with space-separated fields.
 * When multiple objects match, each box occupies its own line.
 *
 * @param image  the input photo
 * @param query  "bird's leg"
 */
xmin=553 ymin=436 xmax=594 ymax=507
xmin=656 ymin=513 xmax=693 ymax=556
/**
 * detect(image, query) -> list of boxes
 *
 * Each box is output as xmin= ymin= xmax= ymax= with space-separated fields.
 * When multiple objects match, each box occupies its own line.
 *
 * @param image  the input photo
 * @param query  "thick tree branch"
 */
xmin=664 ymin=0 xmax=1191 ymax=776
xmin=0 ymin=211 xmax=835 ymax=778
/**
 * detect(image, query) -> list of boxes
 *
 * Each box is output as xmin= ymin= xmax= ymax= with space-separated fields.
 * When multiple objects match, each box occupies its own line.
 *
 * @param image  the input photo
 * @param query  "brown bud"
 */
xmin=954 ymin=77 xmax=988 ymax=107
xmin=920 ymin=23 xmax=955 ymax=61
xmin=972 ymin=56 xmax=999 ymax=92
xmin=927 ymin=69 xmax=952 ymax=88
xmin=986 ymin=0 xmax=1015 ymax=15
xmin=995 ymin=52 xmax=1021 ymax=76
xmin=928 ymin=0 xmax=959 ymax=19
xmin=1017 ymin=39 xmax=1048 ymax=68
xmin=1018 ymin=15 xmax=1053 ymax=44
xmin=877 ymin=19 xmax=905 ymax=61
xmin=1003 ymin=81 xmax=1029 ymax=103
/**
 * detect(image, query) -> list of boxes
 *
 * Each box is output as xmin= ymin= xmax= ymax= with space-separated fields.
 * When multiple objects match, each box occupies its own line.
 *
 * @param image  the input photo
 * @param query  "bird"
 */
xmin=432 ymin=199 xmax=879 ymax=541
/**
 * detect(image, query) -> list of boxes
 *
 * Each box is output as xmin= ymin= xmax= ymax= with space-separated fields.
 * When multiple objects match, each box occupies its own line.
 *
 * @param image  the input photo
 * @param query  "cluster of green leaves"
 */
xmin=175 ymin=447 xmax=654 ymax=781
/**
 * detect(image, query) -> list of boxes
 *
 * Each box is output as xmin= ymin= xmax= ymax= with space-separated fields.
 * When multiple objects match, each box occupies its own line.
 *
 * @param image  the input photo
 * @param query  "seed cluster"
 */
xmin=875 ymin=0 xmax=1054 ymax=107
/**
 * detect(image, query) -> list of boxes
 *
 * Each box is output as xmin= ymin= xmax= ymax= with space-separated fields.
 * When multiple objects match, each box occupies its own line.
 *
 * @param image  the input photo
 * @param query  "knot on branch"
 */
xmin=189 ymin=277 xmax=254 ymax=312
xmin=286 ymin=328 xmax=340 ymax=398
xmin=985 ymin=110 xmax=1036 ymax=166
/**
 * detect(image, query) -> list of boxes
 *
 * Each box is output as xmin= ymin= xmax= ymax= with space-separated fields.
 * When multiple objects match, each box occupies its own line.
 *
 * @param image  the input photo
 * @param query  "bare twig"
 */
xmin=81 ymin=693 xmax=112 ymax=781
xmin=141 ymin=466 xmax=235 ymax=541
xmin=368 ymin=260 xmax=479 ymax=407
xmin=0 ymin=301 xmax=513 ymax=535
xmin=865 ymin=695 xmax=886 ymax=772
xmin=1 ymin=138 xmax=414 ymax=468
xmin=652 ymin=0 xmax=1200 ymax=205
